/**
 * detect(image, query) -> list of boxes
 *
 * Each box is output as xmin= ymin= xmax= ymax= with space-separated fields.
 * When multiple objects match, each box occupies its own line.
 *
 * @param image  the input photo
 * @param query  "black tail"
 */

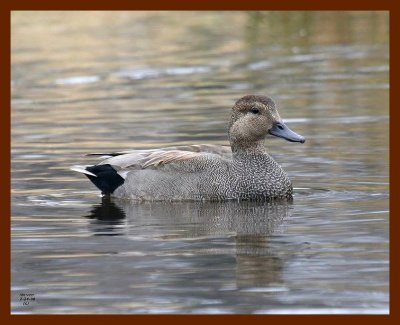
xmin=85 ymin=164 xmax=125 ymax=195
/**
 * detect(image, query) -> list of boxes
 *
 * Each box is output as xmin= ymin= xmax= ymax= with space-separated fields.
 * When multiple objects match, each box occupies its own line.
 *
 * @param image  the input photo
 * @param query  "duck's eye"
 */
xmin=250 ymin=108 xmax=260 ymax=114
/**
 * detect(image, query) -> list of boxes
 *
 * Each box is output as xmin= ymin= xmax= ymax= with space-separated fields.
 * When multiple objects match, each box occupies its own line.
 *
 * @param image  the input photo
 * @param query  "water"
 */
xmin=11 ymin=11 xmax=389 ymax=314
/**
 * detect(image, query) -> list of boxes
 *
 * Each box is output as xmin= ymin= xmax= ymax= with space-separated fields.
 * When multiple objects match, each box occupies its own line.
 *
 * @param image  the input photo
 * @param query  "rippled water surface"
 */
xmin=11 ymin=11 xmax=389 ymax=314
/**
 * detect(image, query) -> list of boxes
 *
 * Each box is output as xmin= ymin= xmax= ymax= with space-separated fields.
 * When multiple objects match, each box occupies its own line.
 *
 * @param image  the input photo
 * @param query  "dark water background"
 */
xmin=11 ymin=11 xmax=389 ymax=314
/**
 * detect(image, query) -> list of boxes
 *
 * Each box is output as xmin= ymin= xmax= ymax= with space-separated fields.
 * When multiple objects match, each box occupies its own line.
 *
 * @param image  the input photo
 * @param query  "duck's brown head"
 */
xmin=229 ymin=95 xmax=305 ymax=152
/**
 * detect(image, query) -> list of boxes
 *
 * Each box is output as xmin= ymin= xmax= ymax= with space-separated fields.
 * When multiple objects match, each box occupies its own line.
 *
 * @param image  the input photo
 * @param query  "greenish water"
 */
xmin=11 ymin=11 xmax=389 ymax=314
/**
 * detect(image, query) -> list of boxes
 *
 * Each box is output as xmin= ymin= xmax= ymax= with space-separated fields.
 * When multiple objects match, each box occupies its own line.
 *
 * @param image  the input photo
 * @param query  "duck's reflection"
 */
xmin=84 ymin=197 xmax=127 ymax=236
xmin=84 ymin=198 xmax=291 ymax=288
xmin=235 ymin=235 xmax=284 ymax=288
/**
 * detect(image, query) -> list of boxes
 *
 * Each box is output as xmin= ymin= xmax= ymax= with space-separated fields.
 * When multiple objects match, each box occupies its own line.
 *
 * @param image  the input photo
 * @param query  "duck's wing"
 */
xmin=99 ymin=150 xmax=204 ymax=170
xmin=72 ymin=145 xmax=231 ymax=185
xmin=86 ymin=144 xmax=232 ymax=160
xmin=71 ymin=145 xmax=231 ymax=195
xmin=98 ymin=146 xmax=231 ymax=171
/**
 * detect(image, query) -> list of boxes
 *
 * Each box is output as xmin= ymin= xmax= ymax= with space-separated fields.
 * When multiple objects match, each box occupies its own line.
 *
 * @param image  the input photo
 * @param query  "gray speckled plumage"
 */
xmin=72 ymin=95 xmax=305 ymax=201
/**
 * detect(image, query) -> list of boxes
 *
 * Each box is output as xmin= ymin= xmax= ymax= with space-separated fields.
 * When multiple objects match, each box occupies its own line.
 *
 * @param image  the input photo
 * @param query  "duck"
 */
xmin=71 ymin=95 xmax=305 ymax=201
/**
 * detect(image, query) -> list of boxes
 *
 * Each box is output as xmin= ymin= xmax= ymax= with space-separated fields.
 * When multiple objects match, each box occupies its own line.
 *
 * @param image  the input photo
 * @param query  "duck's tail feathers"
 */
xmin=71 ymin=164 xmax=125 ymax=195
xmin=70 ymin=165 xmax=97 ymax=177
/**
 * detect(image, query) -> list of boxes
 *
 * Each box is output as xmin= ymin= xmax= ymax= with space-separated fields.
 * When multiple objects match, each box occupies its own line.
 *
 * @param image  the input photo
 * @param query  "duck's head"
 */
xmin=228 ymin=95 xmax=305 ymax=152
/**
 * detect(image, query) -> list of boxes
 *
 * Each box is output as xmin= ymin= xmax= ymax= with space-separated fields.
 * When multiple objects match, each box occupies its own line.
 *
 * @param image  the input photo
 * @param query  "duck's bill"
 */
xmin=268 ymin=122 xmax=305 ymax=143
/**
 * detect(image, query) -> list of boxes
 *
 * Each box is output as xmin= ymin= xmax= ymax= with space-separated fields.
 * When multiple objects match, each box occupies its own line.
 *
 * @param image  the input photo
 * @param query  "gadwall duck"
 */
xmin=71 ymin=95 xmax=305 ymax=201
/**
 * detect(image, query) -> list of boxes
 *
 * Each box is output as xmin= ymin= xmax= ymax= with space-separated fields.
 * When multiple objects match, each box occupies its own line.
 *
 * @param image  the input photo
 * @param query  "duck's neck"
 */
xmin=230 ymin=139 xmax=267 ymax=157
